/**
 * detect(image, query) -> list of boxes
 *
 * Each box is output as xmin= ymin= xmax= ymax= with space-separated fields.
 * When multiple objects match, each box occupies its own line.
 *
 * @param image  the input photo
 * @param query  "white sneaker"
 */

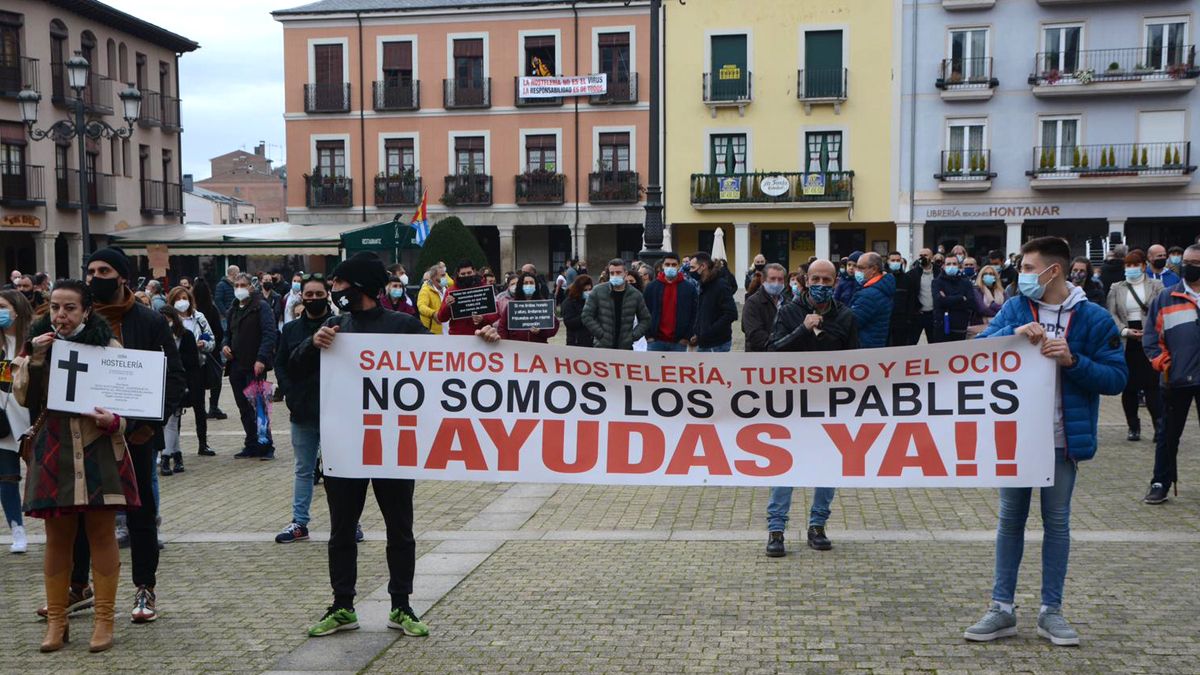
xmin=9 ymin=524 xmax=27 ymax=554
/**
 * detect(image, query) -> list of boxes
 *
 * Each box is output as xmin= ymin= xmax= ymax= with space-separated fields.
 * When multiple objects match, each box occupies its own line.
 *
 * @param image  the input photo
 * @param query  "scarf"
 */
xmin=93 ymin=286 xmax=137 ymax=343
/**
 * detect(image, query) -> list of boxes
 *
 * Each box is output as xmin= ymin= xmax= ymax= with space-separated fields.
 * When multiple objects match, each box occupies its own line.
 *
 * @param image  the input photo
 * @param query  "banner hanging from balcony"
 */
xmin=318 ymin=335 xmax=1057 ymax=488
xmin=518 ymin=74 xmax=607 ymax=98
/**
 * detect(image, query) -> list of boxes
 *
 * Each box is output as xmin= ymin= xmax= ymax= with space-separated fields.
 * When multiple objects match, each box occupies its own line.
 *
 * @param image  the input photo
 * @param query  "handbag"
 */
xmin=17 ymin=409 xmax=46 ymax=465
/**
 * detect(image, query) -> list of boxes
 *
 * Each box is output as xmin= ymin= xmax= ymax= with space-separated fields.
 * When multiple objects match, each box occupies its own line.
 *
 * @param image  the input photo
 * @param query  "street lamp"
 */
xmin=18 ymin=51 xmax=141 ymax=269
xmin=637 ymin=0 xmax=683 ymax=267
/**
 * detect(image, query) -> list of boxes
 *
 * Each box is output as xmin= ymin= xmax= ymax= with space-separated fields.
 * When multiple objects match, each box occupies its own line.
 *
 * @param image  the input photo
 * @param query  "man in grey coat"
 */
xmin=582 ymin=258 xmax=651 ymax=350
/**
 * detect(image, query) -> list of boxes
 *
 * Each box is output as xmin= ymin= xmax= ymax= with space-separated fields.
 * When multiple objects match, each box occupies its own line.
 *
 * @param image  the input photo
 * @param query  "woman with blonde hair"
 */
xmin=969 ymin=264 xmax=1006 ymax=336
xmin=417 ymin=264 xmax=447 ymax=334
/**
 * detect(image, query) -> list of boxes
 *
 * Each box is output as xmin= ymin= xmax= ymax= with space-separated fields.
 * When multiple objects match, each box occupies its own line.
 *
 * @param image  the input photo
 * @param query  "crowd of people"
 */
xmin=0 ymin=234 xmax=1196 ymax=650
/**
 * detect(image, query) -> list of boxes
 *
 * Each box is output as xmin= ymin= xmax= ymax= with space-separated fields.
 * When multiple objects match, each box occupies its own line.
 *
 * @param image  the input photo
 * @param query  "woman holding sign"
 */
xmin=13 ymin=280 xmax=140 ymax=653
xmin=494 ymin=272 xmax=559 ymax=343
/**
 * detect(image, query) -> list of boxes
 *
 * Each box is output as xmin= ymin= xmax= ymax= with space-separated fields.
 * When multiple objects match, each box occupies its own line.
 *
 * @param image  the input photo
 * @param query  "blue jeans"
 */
xmin=697 ymin=341 xmax=732 ymax=353
xmin=291 ymin=421 xmax=321 ymax=526
xmin=0 ymin=451 xmax=22 ymax=527
xmin=766 ymin=486 xmax=836 ymax=531
xmin=992 ymin=453 xmax=1077 ymax=609
xmin=647 ymin=340 xmax=688 ymax=352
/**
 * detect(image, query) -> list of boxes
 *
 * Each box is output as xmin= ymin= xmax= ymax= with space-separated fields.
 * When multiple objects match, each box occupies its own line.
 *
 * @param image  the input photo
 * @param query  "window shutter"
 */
xmin=453 ymin=39 xmax=483 ymax=58
xmin=524 ymin=35 xmax=556 ymax=49
xmin=0 ymin=121 xmax=26 ymax=145
xmin=599 ymin=132 xmax=629 ymax=146
xmin=525 ymin=135 xmax=555 ymax=151
xmin=455 ymin=136 xmax=484 ymax=152
xmin=598 ymin=32 xmax=629 ymax=48
xmin=382 ymin=41 xmax=412 ymax=70
xmin=385 ymin=137 xmax=414 ymax=151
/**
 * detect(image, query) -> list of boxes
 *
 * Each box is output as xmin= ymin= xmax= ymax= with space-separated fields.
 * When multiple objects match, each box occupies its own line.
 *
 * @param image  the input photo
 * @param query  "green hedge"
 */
xmin=415 ymin=216 xmax=489 ymax=274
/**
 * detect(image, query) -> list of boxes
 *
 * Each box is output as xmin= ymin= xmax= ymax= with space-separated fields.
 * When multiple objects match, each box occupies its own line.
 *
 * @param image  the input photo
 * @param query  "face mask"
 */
xmin=1183 ymin=264 xmax=1200 ymax=283
xmin=234 ymin=287 xmax=251 ymax=301
xmin=399 ymin=274 xmax=409 ymax=286
xmin=754 ymin=263 xmax=765 ymax=271
xmin=173 ymin=299 xmax=190 ymax=313
xmin=1068 ymin=271 xmax=1086 ymax=284
xmin=456 ymin=275 xmax=478 ymax=288
xmin=808 ymin=284 xmax=833 ymax=304
xmin=331 ymin=286 xmax=364 ymax=312
xmin=439 ymin=276 xmax=451 ymax=288
xmin=943 ymin=266 xmax=959 ymax=277
xmin=982 ymin=274 xmax=997 ymax=287
xmin=853 ymin=270 xmax=866 ymax=285
xmin=790 ymin=283 xmax=801 ymax=295
xmin=956 ymin=254 xmax=965 ymax=263
xmin=89 ymin=277 xmax=120 ymax=303
xmin=1151 ymin=258 xmax=1166 ymax=270
xmin=1124 ymin=268 xmax=1144 ymax=282
xmin=1018 ymin=266 xmax=1055 ymax=301
xmin=663 ymin=266 xmax=679 ymax=280
xmin=389 ymin=287 xmax=405 ymax=299
xmin=303 ymin=298 xmax=329 ymax=316
xmin=55 ymin=318 xmax=88 ymax=340
xmin=920 ymin=256 xmax=931 ymax=268
xmin=1169 ymin=255 xmax=1182 ymax=266
xmin=963 ymin=267 xmax=976 ymax=278
xmin=0 ymin=308 xmax=11 ymax=329
xmin=888 ymin=262 xmax=902 ymax=272
xmin=763 ymin=282 xmax=784 ymax=296
xmin=522 ymin=284 xmax=536 ymax=296
xmin=609 ymin=276 xmax=625 ymax=288
xmin=292 ymin=282 xmax=301 ymax=293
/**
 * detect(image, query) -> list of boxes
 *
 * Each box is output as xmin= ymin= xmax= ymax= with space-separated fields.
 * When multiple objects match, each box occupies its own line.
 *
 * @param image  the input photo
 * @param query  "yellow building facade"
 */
xmin=664 ymin=0 xmax=901 ymax=283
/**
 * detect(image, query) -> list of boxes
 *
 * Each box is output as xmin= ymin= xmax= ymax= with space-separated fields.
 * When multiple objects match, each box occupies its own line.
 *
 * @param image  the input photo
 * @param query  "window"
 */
xmin=316 ymin=140 xmax=346 ymax=177
xmin=161 ymin=148 xmax=172 ymax=183
xmin=806 ymin=131 xmax=842 ymax=173
xmin=524 ymin=35 xmax=556 ymax=76
xmin=949 ymin=28 xmax=988 ymax=82
xmin=598 ymin=132 xmax=630 ymax=171
xmin=525 ymin=135 xmax=557 ymax=172
xmin=110 ymin=137 xmax=120 ymax=176
xmin=384 ymin=138 xmax=415 ymax=176
xmin=1146 ymin=18 xmax=1188 ymax=70
xmin=118 ymin=43 xmax=127 ymax=83
xmin=159 ymin=61 xmax=170 ymax=98
xmin=50 ymin=20 xmax=67 ymax=99
xmin=135 ymin=53 xmax=147 ymax=89
xmin=1042 ymin=24 xmax=1081 ymax=74
xmin=453 ymin=38 xmax=484 ymax=83
xmin=0 ymin=16 xmax=21 ymax=94
xmin=946 ymin=120 xmax=986 ymax=174
xmin=708 ymin=34 xmax=748 ymax=101
xmin=710 ymin=134 xmax=747 ymax=175
xmin=1 ymin=122 xmax=28 ymax=199
xmin=598 ymin=32 xmax=631 ymax=87
xmin=313 ymin=44 xmax=343 ymax=86
xmin=54 ymin=142 xmax=69 ymax=200
xmin=122 ymin=138 xmax=131 ymax=177
xmin=454 ymin=136 xmax=485 ymax=175
xmin=1040 ymin=117 xmax=1079 ymax=170
xmin=803 ymin=30 xmax=844 ymax=98
xmin=382 ymin=40 xmax=413 ymax=87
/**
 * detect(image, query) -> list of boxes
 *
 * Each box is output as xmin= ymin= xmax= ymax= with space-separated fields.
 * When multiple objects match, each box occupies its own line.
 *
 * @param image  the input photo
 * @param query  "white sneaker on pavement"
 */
xmin=9 ymin=523 xmax=27 ymax=554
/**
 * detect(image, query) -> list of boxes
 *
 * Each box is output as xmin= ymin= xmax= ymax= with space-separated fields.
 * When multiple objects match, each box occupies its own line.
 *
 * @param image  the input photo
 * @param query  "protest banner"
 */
xmin=448 ymin=285 xmax=497 ymax=320
xmin=506 ymin=300 xmax=556 ymax=331
xmin=47 ymin=342 xmax=167 ymax=420
xmin=518 ymin=74 xmax=607 ymax=98
xmin=319 ymin=335 xmax=1056 ymax=487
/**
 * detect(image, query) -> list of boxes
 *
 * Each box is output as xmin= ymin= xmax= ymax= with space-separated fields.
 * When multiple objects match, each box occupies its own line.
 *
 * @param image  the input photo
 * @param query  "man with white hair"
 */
xmin=7 ymin=269 xmax=20 ymax=288
xmin=215 ymin=264 xmax=239 ymax=318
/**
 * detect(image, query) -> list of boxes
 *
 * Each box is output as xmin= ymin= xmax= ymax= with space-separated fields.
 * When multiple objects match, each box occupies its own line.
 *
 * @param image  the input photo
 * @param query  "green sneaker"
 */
xmin=388 ymin=607 xmax=429 ymax=636
xmin=308 ymin=606 xmax=359 ymax=637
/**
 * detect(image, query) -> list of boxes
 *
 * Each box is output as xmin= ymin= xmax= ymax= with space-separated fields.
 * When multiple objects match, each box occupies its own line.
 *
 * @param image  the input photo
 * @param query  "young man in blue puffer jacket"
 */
xmin=963 ymin=237 xmax=1127 ymax=648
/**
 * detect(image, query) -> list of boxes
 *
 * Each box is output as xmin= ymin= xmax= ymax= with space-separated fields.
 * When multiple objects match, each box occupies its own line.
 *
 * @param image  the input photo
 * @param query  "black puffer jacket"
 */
xmin=275 ymin=311 xmax=328 ymax=421
xmin=769 ymin=293 xmax=859 ymax=352
xmin=693 ymin=274 xmax=737 ymax=348
xmin=290 ymin=306 xmax=431 ymax=384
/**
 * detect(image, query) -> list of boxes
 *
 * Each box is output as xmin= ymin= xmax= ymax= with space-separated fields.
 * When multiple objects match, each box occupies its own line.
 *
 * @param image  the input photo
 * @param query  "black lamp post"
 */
xmin=18 ymin=51 xmax=141 ymax=269
xmin=636 ymin=0 xmax=676 ymax=266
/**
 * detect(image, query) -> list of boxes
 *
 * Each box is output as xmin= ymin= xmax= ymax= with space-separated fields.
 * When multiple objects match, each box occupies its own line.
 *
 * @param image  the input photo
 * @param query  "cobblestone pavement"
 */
xmin=0 ymin=334 xmax=1196 ymax=673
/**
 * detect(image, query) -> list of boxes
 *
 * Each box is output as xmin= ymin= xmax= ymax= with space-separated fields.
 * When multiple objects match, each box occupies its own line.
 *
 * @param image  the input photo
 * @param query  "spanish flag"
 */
xmin=410 ymin=187 xmax=430 ymax=246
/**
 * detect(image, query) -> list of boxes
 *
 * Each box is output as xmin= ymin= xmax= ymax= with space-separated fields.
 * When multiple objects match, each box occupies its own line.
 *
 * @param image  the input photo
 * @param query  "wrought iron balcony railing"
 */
xmin=1029 ymin=45 xmax=1198 ymax=84
xmin=138 ymin=89 xmax=161 ymax=127
xmin=937 ymin=57 xmax=998 ymax=89
xmin=0 ymin=55 xmax=38 ymax=96
xmin=935 ymin=150 xmax=995 ymax=180
xmin=305 ymin=174 xmax=353 ymax=207
xmin=443 ymin=78 xmax=491 ymax=109
xmin=442 ymin=173 xmax=492 ymax=206
xmin=0 ymin=164 xmax=46 ymax=205
xmin=56 ymin=168 xmax=116 ymax=210
xmin=374 ymin=175 xmax=422 ymax=206
xmin=588 ymin=171 xmax=640 ymax=203
xmin=797 ymin=67 xmax=848 ymax=100
xmin=164 ymin=181 xmax=183 ymax=215
xmin=589 ymin=72 xmax=637 ymax=104
xmin=161 ymin=95 xmax=181 ymax=131
xmin=373 ymin=80 xmax=420 ymax=111
xmin=1028 ymin=141 xmax=1194 ymax=177
xmin=703 ymin=71 xmax=752 ymax=103
xmin=304 ymin=83 xmax=351 ymax=113
xmin=140 ymin=178 xmax=164 ymax=213
xmin=515 ymin=171 xmax=566 ymax=205
xmin=690 ymin=171 xmax=854 ymax=205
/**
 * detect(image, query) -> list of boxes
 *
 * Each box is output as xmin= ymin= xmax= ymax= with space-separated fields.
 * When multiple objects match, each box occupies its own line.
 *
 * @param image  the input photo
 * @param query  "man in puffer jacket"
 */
xmin=581 ymin=258 xmax=651 ymax=350
xmin=848 ymin=252 xmax=895 ymax=349
xmin=964 ymin=237 xmax=1126 ymax=648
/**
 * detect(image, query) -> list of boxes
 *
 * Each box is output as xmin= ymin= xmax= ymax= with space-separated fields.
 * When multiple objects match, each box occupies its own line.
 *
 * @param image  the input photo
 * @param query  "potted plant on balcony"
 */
xmin=1044 ymin=68 xmax=1061 ymax=85
xmin=1074 ymin=69 xmax=1095 ymax=85
xmin=1168 ymin=62 xmax=1190 ymax=79
xmin=518 ymin=167 xmax=563 ymax=204
xmin=440 ymin=167 xmax=489 ymax=207
xmin=305 ymin=168 xmax=349 ymax=206
xmin=1106 ymin=61 xmax=1122 ymax=78
xmin=948 ymin=71 xmax=964 ymax=85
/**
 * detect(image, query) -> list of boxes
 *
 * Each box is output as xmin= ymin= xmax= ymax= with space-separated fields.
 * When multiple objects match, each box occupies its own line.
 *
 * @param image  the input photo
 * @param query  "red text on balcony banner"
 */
xmin=318 ymin=335 xmax=1056 ymax=487
xmin=518 ymin=74 xmax=607 ymax=98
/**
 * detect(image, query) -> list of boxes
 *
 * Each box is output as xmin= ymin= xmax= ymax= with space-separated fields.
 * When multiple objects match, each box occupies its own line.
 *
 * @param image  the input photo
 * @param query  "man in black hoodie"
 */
xmin=689 ymin=252 xmax=738 ymax=352
xmin=292 ymin=253 xmax=499 ymax=638
xmin=223 ymin=273 xmax=278 ymax=459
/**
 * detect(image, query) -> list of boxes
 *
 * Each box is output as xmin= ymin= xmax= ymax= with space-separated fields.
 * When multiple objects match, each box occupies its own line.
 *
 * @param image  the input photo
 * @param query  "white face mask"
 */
xmin=399 ymin=274 xmax=409 ymax=286
xmin=234 ymin=287 xmax=250 ymax=301
xmin=174 ymin=299 xmax=190 ymax=313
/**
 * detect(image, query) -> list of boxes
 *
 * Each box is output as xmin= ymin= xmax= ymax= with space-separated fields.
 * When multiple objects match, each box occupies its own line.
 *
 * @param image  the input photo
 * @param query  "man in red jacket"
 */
xmin=436 ymin=259 xmax=498 ymax=334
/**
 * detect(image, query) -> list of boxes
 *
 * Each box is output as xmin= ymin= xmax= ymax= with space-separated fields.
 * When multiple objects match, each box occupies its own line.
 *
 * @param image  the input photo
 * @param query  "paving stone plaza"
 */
xmin=1 ymin=329 xmax=1197 ymax=674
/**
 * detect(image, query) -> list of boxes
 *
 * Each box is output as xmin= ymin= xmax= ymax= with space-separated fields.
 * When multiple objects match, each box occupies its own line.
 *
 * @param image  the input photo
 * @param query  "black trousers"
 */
xmin=1153 ymin=386 xmax=1200 ymax=488
xmin=75 ymin=442 xmax=159 ymax=588
xmin=1120 ymin=325 xmax=1163 ymax=434
xmin=230 ymin=369 xmax=273 ymax=452
xmin=325 ymin=476 xmax=415 ymax=610
xmin=918 ymin=311 xmax=937 ymax=345
xmin=208 ymin=381 xmax=222 ymax=413
xmin=191 ymin=399 xmax=208 ymax=450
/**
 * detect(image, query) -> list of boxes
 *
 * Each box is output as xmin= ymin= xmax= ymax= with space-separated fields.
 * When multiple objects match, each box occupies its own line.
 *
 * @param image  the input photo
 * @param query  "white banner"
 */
xmin=47 ymin=342 xmax=167 ymax=420
xmin=518 ymin=74 xmax=607 ymax=98
xmin=319 ymin=335 xmax=1056 ymax=487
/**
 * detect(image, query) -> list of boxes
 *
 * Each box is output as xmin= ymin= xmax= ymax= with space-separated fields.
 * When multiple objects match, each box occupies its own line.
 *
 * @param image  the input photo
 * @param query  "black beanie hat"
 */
xmin=87 ymin=246 xmax=131 ymax=280
xmin=332 ymin=251 xmax=389 ymax=296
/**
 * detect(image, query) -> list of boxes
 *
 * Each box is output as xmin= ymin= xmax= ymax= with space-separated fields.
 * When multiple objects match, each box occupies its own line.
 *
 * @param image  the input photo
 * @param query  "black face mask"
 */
xmin=456 ymin=274 xmax=478 ymax=288
xmin=331 ymin=286 xmax=365 ymax=313
xmin=754 ymin=263 xmax=765 ymax=271
xmin=1151 ymin=258 xmax=1166 ymax=270
xmin=89 ymin=277 xmax=120 ymax=303
xmin=1183 ymin=264 xmax=1200 ymax=283
xmin=303 ymin=298 xmax=329 ymax=317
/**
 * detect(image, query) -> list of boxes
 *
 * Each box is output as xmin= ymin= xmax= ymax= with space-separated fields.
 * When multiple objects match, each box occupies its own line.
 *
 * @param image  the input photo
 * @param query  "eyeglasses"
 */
xmin=300 ymin=273 xmax=327 ymax=282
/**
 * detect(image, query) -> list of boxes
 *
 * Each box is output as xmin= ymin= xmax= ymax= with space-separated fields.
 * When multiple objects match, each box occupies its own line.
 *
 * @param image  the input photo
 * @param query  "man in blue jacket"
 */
xmin=932 ymin=257 xmax=975 ymax=342
xmin=964 ymin=237 xmax=1126 ymax=647
xmin=848 ymin=252 xmax=895 ymax=349
xmin=643 ymin=252 xmax=698 ymax=352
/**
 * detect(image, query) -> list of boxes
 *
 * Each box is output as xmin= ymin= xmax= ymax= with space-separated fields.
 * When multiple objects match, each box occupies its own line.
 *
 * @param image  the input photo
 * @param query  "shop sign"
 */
xmin=760 ymin=175 xmax=790 ymax=197
xmin=0 ymin=214 xmax=40 ymax=228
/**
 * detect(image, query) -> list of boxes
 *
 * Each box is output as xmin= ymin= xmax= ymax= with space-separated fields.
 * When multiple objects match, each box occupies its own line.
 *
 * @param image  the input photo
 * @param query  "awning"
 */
xmin=109 ymin=221 xmax=370 ymax=257
xmin=340 ymin=219 xmax=422 ymax=256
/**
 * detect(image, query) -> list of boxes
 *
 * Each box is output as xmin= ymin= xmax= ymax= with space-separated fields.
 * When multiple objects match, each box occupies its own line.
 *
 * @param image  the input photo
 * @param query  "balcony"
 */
xmin=588 ymin=171 xmax=641 ymax=204
xmin=375 ymin=174 xmax=422 ymax=206
xmin=0 ymin=165 xmax=46 ymax=207
xmin=140 ymin=178 xmax=164 ymax=214
xmin=943 ymin=0 xmax=994 ymax=9
xmin=689 ymin=171 xmax=854 ymax=210
xmin=0 ymin=56 xmax=39 ymax=97
xmin=702 ymin=71 xmax=752 ymax=117
xmin=51 ymin=64 xmax=114 ymax=114
xmin=1028 ymin=46 xmax=1198 ymax=97
xmin=304 ymin=83 xmax=351 ymax=113
xmin=56 ymin=168 xmax=116 ymax=211
xmin=443 ymin=78 xmax=491 ymax=109
xmin=514 ymin=76 xmax=562 ymax=107
xmin=138 ymin=89 xmax=161 ymax=127
xmin=515 ymin=171 xmax=566 ymax=205
xmin=161 ymin=95 xmax=181 ymax=132
xmin=304 ymin=174 xmax=353 ymax=207
xmin=797 ymin=68 xmax=848 ymax=114
xmin=1026 ymin=142 xmax=1195 ymax=189
xmin=442 ymin=173 xmax=492 ymax=207
xmin=936 ymin=57 xmax=998 ymax=101
xmin=935 ymin=150 xmax=995 ymax=192
xmin=589 ymin=73 xmax=638 ymax=104
xmin=373 ymin=80 xmax=419 ymax=111
xmin=164 ymin=182 xmax=182 ymax=215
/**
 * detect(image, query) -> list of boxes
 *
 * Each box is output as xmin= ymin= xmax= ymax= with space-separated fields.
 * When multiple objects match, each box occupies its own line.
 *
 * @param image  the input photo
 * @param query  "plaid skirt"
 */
xmin=23 ymin=415 xmax=141 ymax=519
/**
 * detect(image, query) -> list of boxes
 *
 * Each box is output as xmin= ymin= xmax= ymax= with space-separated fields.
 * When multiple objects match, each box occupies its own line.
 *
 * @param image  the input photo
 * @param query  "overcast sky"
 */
xmin=104 ymin=0 xmax=291 ymax=180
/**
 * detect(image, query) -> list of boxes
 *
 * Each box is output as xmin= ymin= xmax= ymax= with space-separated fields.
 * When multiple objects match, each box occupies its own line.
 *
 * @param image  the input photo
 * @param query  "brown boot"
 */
xmin=40 ymin=570 xmax=71 ymax=652
xmin=85 ymin=511 xmax=121 ymax=653
xmin=89 ymin=568 xmax=118 ymax=652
